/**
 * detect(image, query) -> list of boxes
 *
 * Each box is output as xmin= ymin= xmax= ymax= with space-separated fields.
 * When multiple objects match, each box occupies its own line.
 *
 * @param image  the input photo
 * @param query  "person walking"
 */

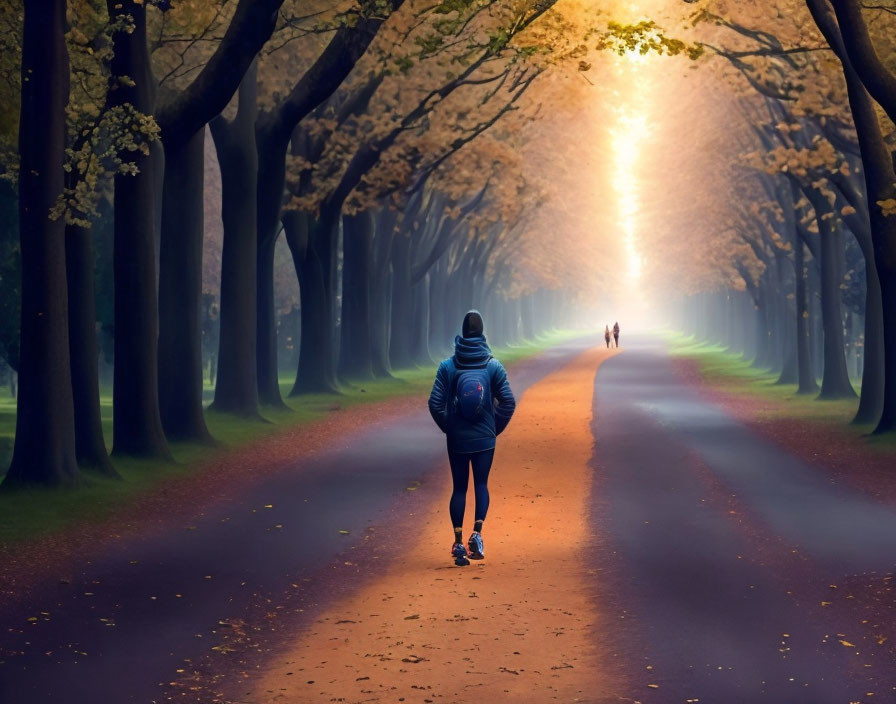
xmin=604 ymin=325 xmax=611 ymax=348
xmin=613 ymin=321 xmax=620 ymax=348
xmin=428 ymin=310 xmax=516 ymax=566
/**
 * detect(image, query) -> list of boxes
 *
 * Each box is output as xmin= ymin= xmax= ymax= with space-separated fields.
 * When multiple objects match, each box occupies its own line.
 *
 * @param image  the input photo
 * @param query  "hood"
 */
xmin=453 ymin=334 xmax=492 ymax=368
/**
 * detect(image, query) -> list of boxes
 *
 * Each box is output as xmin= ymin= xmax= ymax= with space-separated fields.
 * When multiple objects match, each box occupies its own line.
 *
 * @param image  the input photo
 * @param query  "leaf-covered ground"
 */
xmin=0 ymin=335 xmax=599 ymax=704
xmin=5 ymin=333 xmax=896 ymax=704
xmin=233 ymin=346 xmax=622 ymax=704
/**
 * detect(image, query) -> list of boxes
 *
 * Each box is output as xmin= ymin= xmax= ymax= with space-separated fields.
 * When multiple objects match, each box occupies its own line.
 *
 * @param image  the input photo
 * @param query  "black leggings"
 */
xmin=448 ymin=448 xmax=495 ymax=528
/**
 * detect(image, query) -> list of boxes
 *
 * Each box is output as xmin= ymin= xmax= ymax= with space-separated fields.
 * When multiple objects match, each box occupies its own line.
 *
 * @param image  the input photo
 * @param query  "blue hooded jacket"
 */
xmin=428 ymin=334 xmax=516 ymax=453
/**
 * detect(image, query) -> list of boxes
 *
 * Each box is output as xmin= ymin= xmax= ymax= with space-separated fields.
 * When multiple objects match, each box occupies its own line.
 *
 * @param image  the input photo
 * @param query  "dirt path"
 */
xmin=0 ymin=337 xmax=600 ymax=704
xmin=14 ymin=333 xmax=892 ymax=704
xmin=673 ymin=356 xmax=896 ymax=506
xmin=238 ymin=346 xmax=619 ymax=704
xmin=587 ymin=334 xmax=896 ymax=703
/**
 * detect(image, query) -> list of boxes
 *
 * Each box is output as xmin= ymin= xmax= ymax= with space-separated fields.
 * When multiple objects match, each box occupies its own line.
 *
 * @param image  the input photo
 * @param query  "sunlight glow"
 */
xmin=609 ymin=107 xmax=649 ymax=282
xmin=622 ymin=49 xmax=649 ymax=66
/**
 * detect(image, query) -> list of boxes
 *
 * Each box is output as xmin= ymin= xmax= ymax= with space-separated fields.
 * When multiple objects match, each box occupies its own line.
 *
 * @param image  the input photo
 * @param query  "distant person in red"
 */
xmin=613 ymin=321 xmax=620 ymax=348
xmin=604 ymin=325 xmax=611 ymax=348
xmin=428 ymin=310 xmax=516 ymax=566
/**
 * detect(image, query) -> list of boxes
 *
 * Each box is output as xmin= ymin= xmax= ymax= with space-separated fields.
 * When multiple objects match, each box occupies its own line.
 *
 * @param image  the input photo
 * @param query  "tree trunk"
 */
xmin=770 ymin=253 xmax=803 ymax=385
xmin=151 ymin=2 xmax=285 ymax=414
xmin=836 ymin=39 xmax=888 ymax=425
xmin=210 ymin=64 xmax=260 ymax=417
xmin=878 ymin=267 xmax=896 ymax=431
xmin=254 ymin=134 xmax=287 ymax=407
xmin=389 ymin=233 xmax=414 ymax=369
xmin=3 ymin=0 xmax=79 ymax=488
xmin=848 ymin=225 xmax=884 ymax=423
xmin=370 ymin=277 xmax=393 ymax=377
xmin=409 ymin=274 xmax=432 ymax=364
xmin=766 ymin=279 xmax=783 ymax=373
xmin=817 ymin=221 xmax=857 ymax=399
xmin=256 ymin=231 xmax=283 ymax=406
xmin=66 ymin=220 xmax=116 ymax=475
xmin=370 ymin=210 xmax=395 ymax=377
xmin=339 ymin=211 xmax=374 ymax=380
xmin=806 ymin=0 xmax=896 ymax=429
xmin=249 ymin=17 xmax=400 ymax=401
xmin=844 ymin=310 xmax=856 ymax=377
xmin=429 ymin=259 xmax=451 ymax=357
xmin=807 ymin=263 xmax=821 ymax=381
xmin=441 ymin=277 xmax=457 ymax=347
xmin=285 ymin=210 xmax=339 ymax=394
xmin=106 ymin=0 xmax=171 ymax=459
xmin=764 ymin=269 xmax=781 ymax=371
xmin=751 ymin=295 xmax=767 ymax=367
xmin=795 ymin=237 xmax=818 ymax=394
xmin=725 ymin=292 xmax=738 ymax=353
xmin=158 ymin=129 xmax=214 ymax=442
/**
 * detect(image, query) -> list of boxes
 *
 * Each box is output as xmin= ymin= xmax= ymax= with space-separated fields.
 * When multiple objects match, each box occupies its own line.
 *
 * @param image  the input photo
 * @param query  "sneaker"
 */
xmin=452 ymin=542 xmax=470 ymax=566
xmin=467 ymin=532 xmax=484 ymax=560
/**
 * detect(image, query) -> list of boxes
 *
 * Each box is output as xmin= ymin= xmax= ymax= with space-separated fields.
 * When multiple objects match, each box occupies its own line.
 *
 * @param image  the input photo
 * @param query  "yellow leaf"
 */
xmin=839 ymin=639 xmax=855 ymax=647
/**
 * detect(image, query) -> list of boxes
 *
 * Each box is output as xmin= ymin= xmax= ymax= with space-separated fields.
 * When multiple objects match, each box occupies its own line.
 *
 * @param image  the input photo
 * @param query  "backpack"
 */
xmin=450 ymin=360 xmax=492 ymax=421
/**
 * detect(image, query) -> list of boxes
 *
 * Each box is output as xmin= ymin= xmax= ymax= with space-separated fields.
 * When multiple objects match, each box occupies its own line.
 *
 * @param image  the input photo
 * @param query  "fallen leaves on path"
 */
xmin=0 ymin=392 xmax=428 ymax=615
xmin=235 ymin=347 xmax=621 ymax=703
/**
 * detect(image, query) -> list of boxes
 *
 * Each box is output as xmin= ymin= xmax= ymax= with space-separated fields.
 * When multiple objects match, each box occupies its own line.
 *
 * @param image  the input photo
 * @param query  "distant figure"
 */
xmin=428 ymin=310 xmax=516 ymax=566
xmin=604 ymin=325 xmax=611 ymax=348
xmin=613 ymin=321 xmax=620 ymax=348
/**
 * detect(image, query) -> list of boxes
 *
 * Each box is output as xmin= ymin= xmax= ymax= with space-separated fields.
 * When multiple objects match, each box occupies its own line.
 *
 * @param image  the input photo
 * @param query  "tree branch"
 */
xmin=156 ymin=0 xmax=284 ymax=150
xmin=828 ymin=0 xmax=896 ymax=123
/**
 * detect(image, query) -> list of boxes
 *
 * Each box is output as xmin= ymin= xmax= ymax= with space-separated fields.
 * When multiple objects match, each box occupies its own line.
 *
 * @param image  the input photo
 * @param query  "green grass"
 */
xmin=0 ymin=329 xmax=585 ymax=545
xmin=664 ymin=331 xmax=896 ymax=455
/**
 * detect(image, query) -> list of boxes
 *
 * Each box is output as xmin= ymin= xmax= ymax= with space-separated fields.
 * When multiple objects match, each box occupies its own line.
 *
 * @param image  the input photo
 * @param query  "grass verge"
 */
xmin=664 ymin=331 xmax=896 ymax=454
xmin=0 ymin=329 xmax=586 ymax=545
